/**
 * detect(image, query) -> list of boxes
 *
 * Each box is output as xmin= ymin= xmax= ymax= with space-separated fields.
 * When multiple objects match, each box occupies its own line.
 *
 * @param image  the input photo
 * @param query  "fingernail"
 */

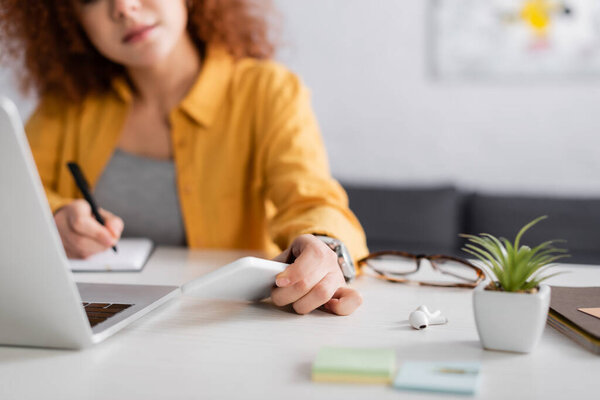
xmin=276 ymin=278 xmax=290 ymax=287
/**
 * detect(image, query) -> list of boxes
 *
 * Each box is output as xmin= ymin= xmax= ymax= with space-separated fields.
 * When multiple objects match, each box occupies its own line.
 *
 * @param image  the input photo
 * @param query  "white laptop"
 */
xmin=0 ymin=97 xmax=180 ymax=349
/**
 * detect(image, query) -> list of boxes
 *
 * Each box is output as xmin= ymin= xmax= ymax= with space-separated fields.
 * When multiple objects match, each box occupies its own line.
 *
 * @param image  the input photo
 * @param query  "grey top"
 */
xmin=94 ymin=149 xmax=187 ymax=246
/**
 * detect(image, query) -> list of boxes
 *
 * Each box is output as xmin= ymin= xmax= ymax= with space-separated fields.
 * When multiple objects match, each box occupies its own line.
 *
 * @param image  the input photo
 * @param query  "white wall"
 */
xmin=274 ymin=0 xmax=600 ymax=196
xmin=3 ymin=0 xmax=600 ymax=196
xmin=0 ymin=67 xmax=35 ymax=122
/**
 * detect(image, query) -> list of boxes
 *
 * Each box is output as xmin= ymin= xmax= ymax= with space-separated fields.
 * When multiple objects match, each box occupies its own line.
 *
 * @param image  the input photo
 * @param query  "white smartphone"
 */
xmin=181 ymin=256 xmax=288 ymax=301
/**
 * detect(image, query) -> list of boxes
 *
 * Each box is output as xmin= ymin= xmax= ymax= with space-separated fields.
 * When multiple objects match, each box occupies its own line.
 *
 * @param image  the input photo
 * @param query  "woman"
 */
xmin=0 ymin=0 xmax=368 ymax=315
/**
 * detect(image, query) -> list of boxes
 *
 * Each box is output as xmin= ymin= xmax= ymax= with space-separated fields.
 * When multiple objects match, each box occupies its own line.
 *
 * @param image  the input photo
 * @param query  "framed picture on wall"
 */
xmin=429 ymin=0 xmax=600 ymax=79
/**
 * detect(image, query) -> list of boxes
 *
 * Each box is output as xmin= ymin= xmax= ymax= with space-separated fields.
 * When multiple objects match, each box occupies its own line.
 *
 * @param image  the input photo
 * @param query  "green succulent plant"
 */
xmin=460 ymin=216 xmax=568 ymax=292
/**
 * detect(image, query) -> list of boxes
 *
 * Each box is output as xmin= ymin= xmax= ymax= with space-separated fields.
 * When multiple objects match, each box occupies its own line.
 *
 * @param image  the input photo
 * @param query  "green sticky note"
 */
xmin=312 ymin=347 xmax=396 ymax=384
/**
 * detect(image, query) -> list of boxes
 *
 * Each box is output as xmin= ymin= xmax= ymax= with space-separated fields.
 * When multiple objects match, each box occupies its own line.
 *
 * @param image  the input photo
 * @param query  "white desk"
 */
xmin=0 ymin=247 xmax=599 ymax=400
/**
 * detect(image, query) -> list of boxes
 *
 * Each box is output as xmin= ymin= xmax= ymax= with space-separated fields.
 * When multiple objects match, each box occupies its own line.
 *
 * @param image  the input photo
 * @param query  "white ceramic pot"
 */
xmin=473 ymin=284 xmax=550 ymax=353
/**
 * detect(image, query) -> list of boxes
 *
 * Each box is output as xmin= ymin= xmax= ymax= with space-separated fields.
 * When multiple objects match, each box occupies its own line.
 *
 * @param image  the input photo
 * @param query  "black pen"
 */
xmin=66 ymin=162 xmax=118 ymax=253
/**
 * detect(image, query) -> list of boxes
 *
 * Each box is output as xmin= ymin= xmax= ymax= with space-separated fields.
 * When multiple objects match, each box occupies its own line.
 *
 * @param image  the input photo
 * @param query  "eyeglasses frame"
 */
xmin=357 ymin=250 xmax=486 ymax=288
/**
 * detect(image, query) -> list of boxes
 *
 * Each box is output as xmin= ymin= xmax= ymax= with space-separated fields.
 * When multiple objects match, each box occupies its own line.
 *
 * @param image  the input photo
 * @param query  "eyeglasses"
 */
xmin=357 ymin=251 xmax=485 ymax=288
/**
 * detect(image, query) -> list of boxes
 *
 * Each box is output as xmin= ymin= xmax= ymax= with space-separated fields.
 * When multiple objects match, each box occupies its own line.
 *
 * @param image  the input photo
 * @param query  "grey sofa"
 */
xmin=344 ymin=184 xmax=600 ymax=264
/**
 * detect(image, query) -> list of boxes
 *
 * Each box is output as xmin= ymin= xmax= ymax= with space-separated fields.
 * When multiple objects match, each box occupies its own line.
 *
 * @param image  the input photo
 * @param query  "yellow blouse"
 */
xmin=25 ymin=46 xmax=368 ymax=261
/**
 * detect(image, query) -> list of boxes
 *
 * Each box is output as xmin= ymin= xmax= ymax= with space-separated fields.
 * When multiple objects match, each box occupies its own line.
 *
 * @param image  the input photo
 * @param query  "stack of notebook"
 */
xmin=547 ymin=286 xmax=600 ymax=355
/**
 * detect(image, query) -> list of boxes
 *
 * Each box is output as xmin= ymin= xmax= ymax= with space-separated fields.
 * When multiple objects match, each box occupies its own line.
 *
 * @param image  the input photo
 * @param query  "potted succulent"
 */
xmin=461 ymin=216 xmax=568 ymax=353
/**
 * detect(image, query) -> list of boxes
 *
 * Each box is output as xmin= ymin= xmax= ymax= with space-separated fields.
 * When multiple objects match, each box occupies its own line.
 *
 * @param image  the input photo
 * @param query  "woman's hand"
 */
xmin=271 ymin=234 xmax=362 ymax=315
xmin=53 ymin=199 xmax=124 ymax=259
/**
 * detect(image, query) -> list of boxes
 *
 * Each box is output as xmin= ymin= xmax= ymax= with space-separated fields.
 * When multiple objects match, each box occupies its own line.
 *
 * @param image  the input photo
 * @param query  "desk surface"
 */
xmin=1 ymin=247 xmax=599 ymax=400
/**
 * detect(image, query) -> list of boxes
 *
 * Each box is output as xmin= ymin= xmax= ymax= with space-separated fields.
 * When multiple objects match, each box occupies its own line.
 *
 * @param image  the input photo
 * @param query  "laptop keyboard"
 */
xmin=82 ymin=302 xmax=134 ymax=327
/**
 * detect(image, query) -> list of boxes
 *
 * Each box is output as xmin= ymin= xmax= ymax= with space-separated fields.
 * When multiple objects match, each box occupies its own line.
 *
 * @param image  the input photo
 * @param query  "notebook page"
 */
xmin=69 ymin=238 xmax=153 ymax=272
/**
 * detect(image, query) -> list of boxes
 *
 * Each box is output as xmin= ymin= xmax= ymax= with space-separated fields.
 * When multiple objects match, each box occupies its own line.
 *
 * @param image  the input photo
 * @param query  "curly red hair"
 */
xmin=0 ymin=0 xmax=278 ymax=101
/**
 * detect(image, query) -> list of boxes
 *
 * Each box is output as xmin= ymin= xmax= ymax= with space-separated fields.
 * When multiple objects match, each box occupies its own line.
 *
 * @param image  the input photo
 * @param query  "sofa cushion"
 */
xmin=465 ymin=194 xmax=600 ymax=264
xmin=343 ymin=185 xmax=462 ymax=254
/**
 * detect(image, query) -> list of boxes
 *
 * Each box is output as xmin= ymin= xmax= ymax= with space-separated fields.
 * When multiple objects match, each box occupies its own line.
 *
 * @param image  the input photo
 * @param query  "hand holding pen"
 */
xmin=51 ymin=162 xmax=123 ymax=259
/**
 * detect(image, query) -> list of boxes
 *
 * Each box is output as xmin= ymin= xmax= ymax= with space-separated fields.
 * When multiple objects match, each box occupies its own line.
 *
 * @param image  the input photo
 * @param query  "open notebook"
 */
xmin=69 ymin=238 xmax=154 ymax=272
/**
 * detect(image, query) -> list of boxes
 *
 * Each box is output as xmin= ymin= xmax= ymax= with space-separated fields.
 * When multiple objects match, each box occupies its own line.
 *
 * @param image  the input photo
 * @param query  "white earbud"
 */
xmin=409 ymin=305 xmax=448 ymax=330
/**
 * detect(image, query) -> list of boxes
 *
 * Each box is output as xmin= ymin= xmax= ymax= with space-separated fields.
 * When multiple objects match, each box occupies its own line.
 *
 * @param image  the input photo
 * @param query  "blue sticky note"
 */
xmin=393 ymin=361 xmax=481 ymax=396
